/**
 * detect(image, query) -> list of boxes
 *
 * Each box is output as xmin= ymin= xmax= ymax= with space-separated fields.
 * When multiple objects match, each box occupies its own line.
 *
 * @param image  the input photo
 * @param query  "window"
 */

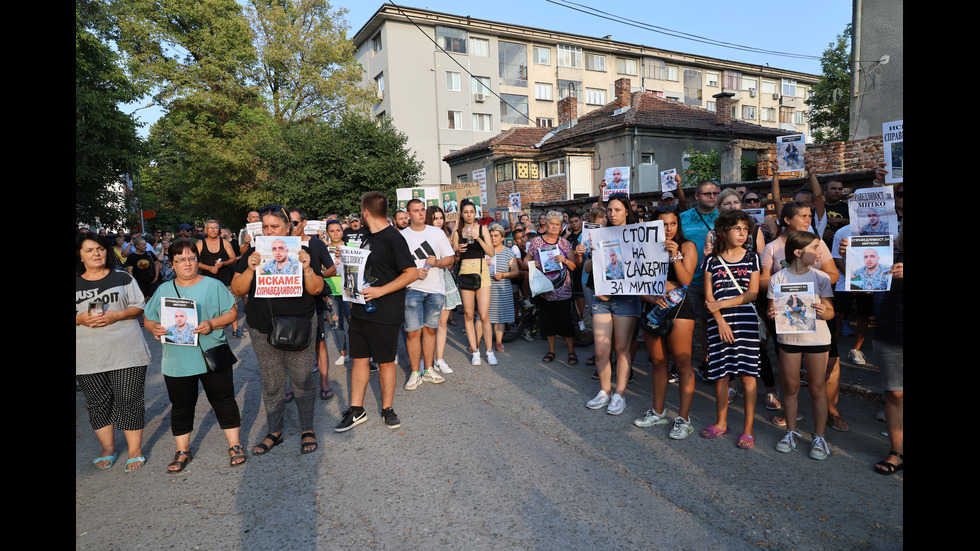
xmin=543 ymin=158 xmax=565 ymax=177
xmin=761 ymin=107 xmax=776 ymax=122
xmin=557 ymin=44 xmax=582 ymax=68
xmin=795 ymin=111 xmax=807 ymax=125
xmin=641 ymin=153 xmax=654 ymax=165
xmin=585 ymin=87 xmax=606 ymax=105
xmin=447 ymin=110 xmax=462 ymax=129
xmin=724 ymin=70 xmax=741 ymax=90
xmin=536 ymin=117 xmax=554 ymax=127
xmin=742 ymin=76 xmax=758 ymax=96
xmin=616 ymin=58 xmax=637 ymax=76
xmin=473 ymin=113 xmax=492 ymax=131
xmin=706 ymin=72 xmax=719 ymax=87
xmin=470 ymin=37 xmax=489 ymax=57
xmin=558 ymin=79 xmax=582 ymax=102
xmin=496 ymin=162 xmax=514 ymax=181
xmin=667 ymin=66 xmax=679 ymax=81
xmin=644 ymin=59 xmax=666 ymax=80
xmin=498 ymin=41 xmax=528 ymax=87
xmin=371 ymin=33 xmax=382 ymax=54
xmin=500 ymin=93 xmax=528 ymax=124
xmin=436 ymin=26 xmax=467 ymax=53
xmin=761 ymin=80 xmax=777 ymax=95
xmin=706 ymin=101 xmax=716 ymax=112
xmin=533 ymin=46 xmax=551 ymax=65
xmin=374 ymin=72 xmax=384 ymax=99
xmin=683 ymin=69 xmax=701 ymax=106
xmin=742 ymin=105 xmax=756 ymax=120
xmin=456 ymin=174 xmax=469 ymax=184
xmin=780 ymin=106 xmax=794 ymax=124
xmin=781 ymin=79 xmax=798 ymax=97
xmin=585 ymin=53 xmax=606 ymax=72
xmin=535 ymin=82 xmax=553 ymax=101
xmin=471 ymin=75 xmax=491 ymax=95
xmin=446 ymin=71 xmax=460 ymax=91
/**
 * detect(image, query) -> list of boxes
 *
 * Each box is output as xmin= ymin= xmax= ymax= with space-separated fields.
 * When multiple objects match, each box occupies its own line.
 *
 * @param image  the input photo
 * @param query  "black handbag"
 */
xmin=642 ymin=296 xmax=684 ymax=336
xmin=457 ymin=255 xmax=484 ymax=291
xmin=202 ymin=343 xmax=238 ymax=373
xmin=266 ymin=299 xmax=313 ymax=351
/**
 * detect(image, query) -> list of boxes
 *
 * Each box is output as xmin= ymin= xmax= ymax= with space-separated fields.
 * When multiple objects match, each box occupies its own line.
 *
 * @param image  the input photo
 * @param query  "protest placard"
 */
xmin=340 ymin=245 xmax=371 ymax=305
xmin=590 ymin=221 xmax=669 ymax=296
xmin=603 ymin=167 xmax=630 ymax=200
xmin=660 ymin=169 xmax=678 ymax=192
xmin=845 ymin=235 xmax=893 ymax=292
xmin=776 ymin=134 xmax=806 ymax=173
xmin=254 ymin=236 xmax=303 ymax=298
xmin=849 ymin=186 xmax=897 ymax=237
xmin=772 ymin=282 xmax=817 ymax=334
xmin=160 ymin=297 xmax=199 ymax=346
xmin=245 ymin=221 xmax=262 ymax=243
xmin=508 ymin=192 xmax=521 ymax=213
xmin=882 ymin=120 xmax=903 ymax=184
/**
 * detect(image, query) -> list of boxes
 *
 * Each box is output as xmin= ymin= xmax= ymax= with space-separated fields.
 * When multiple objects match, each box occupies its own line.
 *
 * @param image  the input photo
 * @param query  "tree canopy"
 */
xmin=806 ymin=25 xmax=852 ymax=144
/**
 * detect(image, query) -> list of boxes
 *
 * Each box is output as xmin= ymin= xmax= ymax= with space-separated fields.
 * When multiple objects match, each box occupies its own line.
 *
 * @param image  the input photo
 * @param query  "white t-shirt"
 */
xmin=400 ymin=224 xmax=454 ymax=295
xmin=768 ymin=266 xmax=834 ymax=346
xmin=830 ymin=225 xmax=852 ymax=292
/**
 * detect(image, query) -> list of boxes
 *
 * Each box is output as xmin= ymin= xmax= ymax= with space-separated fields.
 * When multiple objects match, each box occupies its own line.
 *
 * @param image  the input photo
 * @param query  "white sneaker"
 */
xmin=404 ymin=371 xmax=423 ymax=391
xmin=668 ymin=416 xmax=695 ymax=440
xmin=422 ymin=368 xmax=445 ymax=384
xmin=775 ymin=430 xmax=802 ymax=453
xmin=809 ymin=435 xmax=830 ymax=460
xmin=335 ymin=355 xmax=348 ymax=366
xmin=586 ymin=390 xmax=610 ymax=410
xmin=634 ymin=408 xmax=670 ymax=428
xmin=435 ymin=358 xmax=453 ymax=374
xmin=607 ymin=393 xmax=626 ymax=415
xmin=487 ymin=351 xmax=498 ymax=366
xmin=848 ymin=349 xmax=867 ymax=365
xmin=471 ymin=352 xmax=482 ymax=366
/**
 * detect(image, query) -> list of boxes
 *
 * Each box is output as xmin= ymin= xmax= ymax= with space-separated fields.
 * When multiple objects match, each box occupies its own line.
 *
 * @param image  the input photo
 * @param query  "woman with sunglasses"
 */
xmin=232 ymin=206 xmax=325 ymax=456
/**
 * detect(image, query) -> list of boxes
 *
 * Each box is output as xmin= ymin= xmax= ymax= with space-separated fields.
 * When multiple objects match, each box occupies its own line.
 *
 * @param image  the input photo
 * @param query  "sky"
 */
xmin=126 ymin=0 xmax=852 ymax=134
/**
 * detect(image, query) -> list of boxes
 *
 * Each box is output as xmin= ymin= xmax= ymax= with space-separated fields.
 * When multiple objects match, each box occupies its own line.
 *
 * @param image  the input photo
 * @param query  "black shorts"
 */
xmin=777 ymin=343 xmax=831 ymax=354
xmin=833 ymin=291 xmax=873 ymax=317
xmin=348 ymin=316 xmax=400 ymax=364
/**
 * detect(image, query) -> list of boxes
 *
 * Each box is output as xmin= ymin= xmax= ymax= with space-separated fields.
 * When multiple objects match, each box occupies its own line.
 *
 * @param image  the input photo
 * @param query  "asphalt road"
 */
xmin=76 ymin=318 xmax=903 ymax=550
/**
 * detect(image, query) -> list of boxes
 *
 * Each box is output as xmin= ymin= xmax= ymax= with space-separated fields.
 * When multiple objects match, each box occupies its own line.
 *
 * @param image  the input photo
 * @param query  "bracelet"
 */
xmin=670 ymin=253 xmax=684 ymax=263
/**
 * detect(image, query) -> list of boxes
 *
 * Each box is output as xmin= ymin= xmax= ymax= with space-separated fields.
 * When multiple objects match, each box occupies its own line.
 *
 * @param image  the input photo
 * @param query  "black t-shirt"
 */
xmin=125 ymin=251 xmax=157 ymax=286
xmin=350 ymin=225 xmax=415 ymax=326
xmin=234 ymin=244 xmax=324 ymax=334
xmin=342 ymin=227 xmax=368 ymax=248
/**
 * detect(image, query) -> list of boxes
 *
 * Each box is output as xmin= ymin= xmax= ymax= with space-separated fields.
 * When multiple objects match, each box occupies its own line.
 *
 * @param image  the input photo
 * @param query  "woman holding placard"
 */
xmin=143 ymin=240 xmax=242 ymax=471
xmin=525 ymin=211 xmax=580 ymax=365
xmin=584 ymin=194 xmax=640 ymax=416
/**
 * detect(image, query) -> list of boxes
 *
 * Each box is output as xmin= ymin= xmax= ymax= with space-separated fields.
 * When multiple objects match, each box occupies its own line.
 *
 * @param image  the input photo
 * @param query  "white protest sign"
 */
xmin=849 ymin=186 xmax=897 ymax=238
xmin=590 ymin=221 xmax=669 ymax=296
xmin=339 ymin=245 xmax=371 ymax=305
xmin=254 ymin=236 xmax=303 ymax=298
xmin=660 ymin=169 xmax=678 ymax=192
xmin=882 ymin=119 xmax=903 ymax=184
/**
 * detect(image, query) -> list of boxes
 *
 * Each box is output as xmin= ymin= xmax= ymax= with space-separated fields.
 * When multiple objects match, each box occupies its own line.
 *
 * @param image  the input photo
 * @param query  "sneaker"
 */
xmin=840 ymin=321 xmax=854 ymax=336
xmin=668 ymin=416 xmax=695 ymax=440
xmin=772 ymin=413 xmax=804 ymax=427
xmin=607 ymin=393 xmax=626 ymax=415
xmin=827 ymin=414 xmax=850 ymax=432
xmin=404 ymin=371 xmax=423 ymax=390
xmin=521 ymin=330 xmax=534 ymax=342
xmin=370 ymin=360 xmax=379 ymax=373
xmin=382 ymin=407 xmax=401 ymax=430
xmin=727 ymin=386 xmax=737 ymax=403
xmin=591 ymin=370 xmax=600 ymax=380
xmin=667 ymin=370 xmax=679 ymax=384
xmin=809 ymin=435 xmax=830 ymax=460
xmin=634 ymin=408 xmax=670 ymax=428
xmin=775 ymin=430 xmax=801 ymax=453
xmin=335 ymin=408 xmax=367 ymax=432
xmin=848 ymin=349 xmax=867 ymax=365
xmin=335 ymin=355 xmax=348 ymax=366
xmin=471 ymin=352 xmax=482 ymax=366
xmin=422 ymin=368 xmax=445 ymax=384
xmin=586 ymin=390 xmax=610 ymax=410
xmin=487 ymin=351 xmax=498 ymax=366
xmin=435 ymin=358 xmax=453 ymax=374
xmin=875 ymin=409 xmax=886 ymax=422
xmin=764 ymin=393 xmax=782 ymax=411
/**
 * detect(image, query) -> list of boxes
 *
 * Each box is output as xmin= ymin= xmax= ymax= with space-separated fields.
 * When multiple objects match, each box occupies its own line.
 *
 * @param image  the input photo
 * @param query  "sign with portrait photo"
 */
xmin=254 ymin=236 xmax=303 ymax=298
xmin=589 ymin=221 xmax=669 ymax=296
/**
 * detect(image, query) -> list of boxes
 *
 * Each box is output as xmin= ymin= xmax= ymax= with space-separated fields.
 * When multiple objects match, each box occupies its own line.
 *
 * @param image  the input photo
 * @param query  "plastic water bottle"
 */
xmin=646 ymin=285 xmax=688 ymax=325
xmin=362 ymin=280 xmax=377 ymax=312
xmin=487 ymin=256 xmax=495 ymax=277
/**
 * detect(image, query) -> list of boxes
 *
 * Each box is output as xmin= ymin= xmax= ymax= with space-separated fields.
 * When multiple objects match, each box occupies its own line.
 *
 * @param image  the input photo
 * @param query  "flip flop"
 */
xmin=736 ymin=434 xmax=755 ymax=449
xmin=93 ymin=453 xmax=118 ymax=470
xmin=700 ymin=424 xmax=731 ymax=439
xmin=320 ymin=388 xmax=334 ymax=400
xmin=124 ymin=456 xmax=146 ymax=472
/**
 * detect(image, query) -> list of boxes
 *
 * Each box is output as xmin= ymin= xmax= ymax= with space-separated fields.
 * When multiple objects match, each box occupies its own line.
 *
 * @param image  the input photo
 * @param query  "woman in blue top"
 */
xmin=144 ymin=240 xmax=242 ymax=472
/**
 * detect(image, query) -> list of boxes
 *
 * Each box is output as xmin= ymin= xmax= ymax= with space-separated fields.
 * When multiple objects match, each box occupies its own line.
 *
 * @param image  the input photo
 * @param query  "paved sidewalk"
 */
xmin=76 ymin=319 xmax=902 ymax=550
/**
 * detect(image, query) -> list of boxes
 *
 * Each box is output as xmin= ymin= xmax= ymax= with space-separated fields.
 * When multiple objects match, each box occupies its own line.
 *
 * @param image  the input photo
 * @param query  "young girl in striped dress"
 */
xmin=699 ymin=210 xmax=761 ymax=449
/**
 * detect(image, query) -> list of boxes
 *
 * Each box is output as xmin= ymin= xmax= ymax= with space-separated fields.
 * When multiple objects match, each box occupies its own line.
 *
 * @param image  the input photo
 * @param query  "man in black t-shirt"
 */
xmin=342 ymin=215 xmax=368 ymax=248
xmin=125 ymin=237 xmax=159 ymax=298
xmin=335 ymin=192 xmax=417 ymax=433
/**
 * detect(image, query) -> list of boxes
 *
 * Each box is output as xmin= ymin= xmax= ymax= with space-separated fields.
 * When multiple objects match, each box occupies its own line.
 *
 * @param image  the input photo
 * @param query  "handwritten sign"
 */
xmin=590 ymin=221 xmax=669 ymax=296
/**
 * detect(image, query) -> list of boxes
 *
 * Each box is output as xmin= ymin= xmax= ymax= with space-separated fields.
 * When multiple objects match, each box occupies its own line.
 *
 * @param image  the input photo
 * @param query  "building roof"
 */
xmin=443 ymin=127 xmax=550 ymax=162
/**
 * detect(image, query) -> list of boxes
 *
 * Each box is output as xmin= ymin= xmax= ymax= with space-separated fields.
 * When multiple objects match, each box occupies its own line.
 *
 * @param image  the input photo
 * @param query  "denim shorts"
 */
xmin=404 ymin=289 xmax=445 ymax=331
xmin=591 ymin=295 xmax=641 ymax=317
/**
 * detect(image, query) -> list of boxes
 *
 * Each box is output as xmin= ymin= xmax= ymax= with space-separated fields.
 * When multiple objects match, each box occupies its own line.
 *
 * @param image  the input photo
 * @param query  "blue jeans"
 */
xmin=404 ymin=289 xmax=445 ymax=331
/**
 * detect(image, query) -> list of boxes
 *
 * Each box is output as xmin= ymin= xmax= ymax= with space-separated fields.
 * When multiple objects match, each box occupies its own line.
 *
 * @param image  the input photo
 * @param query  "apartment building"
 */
xmin=352 ymin=4 xmax=819 ymax=186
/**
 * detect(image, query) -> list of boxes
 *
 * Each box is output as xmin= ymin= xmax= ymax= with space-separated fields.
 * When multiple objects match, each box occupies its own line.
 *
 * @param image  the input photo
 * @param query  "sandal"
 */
xmin=586 ymin=355 xmax=596 ymax=366
xmin=252 ymin=432 xmax=284 ymax=456
xmin=285 ymin=391 xmax=294 ymax=403
xmin=736 ymin=434 xmax=755 ymax=449
xmin=700 ymin=424 xmax=731 ymax=439
xmin=124 ymin=456 xmax=146 ymax=472
xmin=764 ymin=392 xmax=782 ymax=411
xmin=168 ymin=450 xmax=192 ymax=473
xmin=93 ymin=453 xmax=118 ymax=470
xmin=320 ymin=388 xmax=334 ymax=400
xmin=542 ymin=352 xmax=555 ymax=362
xmin=301 ymin=431 xmax=319 ymax=454
xmin=568 ymin=353 xmax=579 ymax=366
xmin=874 ymin=451 xmax=904 ymax=475
xmin=827 ymin=414 xmax=850 ymax=432
xmin=229 ymin=445 xmax=247 ymax=467
xmin=495 ymin=344 xmax=506 ymax=352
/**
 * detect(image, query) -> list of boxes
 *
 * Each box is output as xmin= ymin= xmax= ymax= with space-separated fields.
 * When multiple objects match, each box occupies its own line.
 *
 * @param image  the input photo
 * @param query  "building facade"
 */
xmin=353 ymin=5 xmax=819 ymax=186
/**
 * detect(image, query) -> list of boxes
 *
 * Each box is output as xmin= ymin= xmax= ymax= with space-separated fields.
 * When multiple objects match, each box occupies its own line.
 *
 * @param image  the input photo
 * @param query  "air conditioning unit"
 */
xmin=474 ymin=93 xmax=486 ymax=103
xmin=772 ymin=92 xmax=781 ymax=100
xmin=749 ymin=88 xmax=757 ymax=98
xmin=708 ymin=80 xmax=718 ymax=87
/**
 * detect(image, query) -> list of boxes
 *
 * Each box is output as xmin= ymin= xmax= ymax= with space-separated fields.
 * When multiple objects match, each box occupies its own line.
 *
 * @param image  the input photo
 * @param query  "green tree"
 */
xmin=260 ymin=115 xmax=423 ymax=218
xmin=683 ymin=148 xmax=720 ymax=185
xmin=76 ymin=0 xmax=145 ymax=229
xmin=806 ymin=25 xmax=852 ymax=144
